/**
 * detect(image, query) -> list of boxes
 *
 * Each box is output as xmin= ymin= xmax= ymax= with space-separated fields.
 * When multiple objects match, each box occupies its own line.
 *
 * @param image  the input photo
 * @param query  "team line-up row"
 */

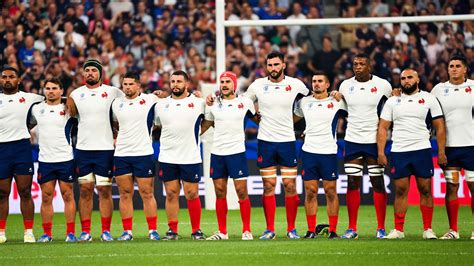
xmin=0 ymin=51 xmax=473 ymax=243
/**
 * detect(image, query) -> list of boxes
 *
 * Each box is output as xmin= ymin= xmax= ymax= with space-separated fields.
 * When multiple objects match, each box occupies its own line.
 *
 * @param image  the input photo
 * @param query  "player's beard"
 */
xmin=1 ymin=82 xmax=17 ymax=93
xmin=172 ymin=87 xmax=185 ymax=97
xmin=401 ymin=82 xmax=418 ymax=95
xmin=85 ymin=78 xmax=100 ymax=86
xmin=220 ymin=86 xmax=234 ymax=98
xmin=269 ymin=69 xmax=283 ymax=80
xmin=313 ymin=86 xmax=324 ymax=94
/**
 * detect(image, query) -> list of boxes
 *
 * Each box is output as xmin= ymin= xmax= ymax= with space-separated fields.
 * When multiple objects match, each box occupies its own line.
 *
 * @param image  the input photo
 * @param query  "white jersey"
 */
xmin=155 ymin=94 xmax=205 ymax=164
xmin=294 ymin=96 xmax=347 ymax=154
xmin=30 ymin=102 xmax=74 ymax=163
xmin=205 ymin=96 xmax=256 ymax=155
xmin=245 ymin=76 xmax=309 ymax=142
xmin=381 ymin=91 xmax=444 ymax=152
xmin=112 ymin=93 xmax=159 ymax=157
xmin=339 ymin=75 xmax=392 ymax=144
xmin=70 ymin=84 xmax=123 ymax=150
xmin=0 ymin=91 xmax=43 ymax=142
xmin=431 ymin=79 xmax=474 ymax=147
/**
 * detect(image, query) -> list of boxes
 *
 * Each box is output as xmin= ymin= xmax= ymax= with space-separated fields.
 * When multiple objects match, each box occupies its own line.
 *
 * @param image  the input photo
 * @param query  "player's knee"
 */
xmin=185 ymin=189 xmax=199 ymax=200
xmin=138 ymin=187 xmax=154 ymax=200
xmin=283 ymin=179 xmax=296 ymax=194
xmin=305 ymin=190 xmax=317 ymax=201
xmin=61 ymin=189 xmax=74 ymax=203
xmin=96 ymin=186 xmax=112 ymax=199
xmin=347 ymin=176 xmax=361 ymax=190
xmin=370 ymin=177 xmax=385 ymax=192
xmin=395 ymin=186 xmax=408 ymax=197
xmin=235 ymin=188 xmax=248 ymax=200
xmin=324 ymin=186 xmax=337 ymax=199
xmin=119 ymin=186 xmax=134 ymax=197
xmin=418 ymin=186 xmax=431 ymax=197
xmin=18 ymin=186 xmax=32 ymax=200
xmin=444 ymin=170 xmax=460 ymax=184
xmin=464 ymin=170 xmax=474 ymax=183
xmin=215 ymin=188 xmax=226 ymax=199
xmin=263 ymin=182 xmax=276 ymax=194
xmin=41 ymin=190 xmax=54 ymax=203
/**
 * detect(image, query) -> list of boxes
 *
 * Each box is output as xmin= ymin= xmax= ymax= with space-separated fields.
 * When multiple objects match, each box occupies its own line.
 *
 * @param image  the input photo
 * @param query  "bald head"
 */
xmin=400 ymin=68 xmax=419 ymax=95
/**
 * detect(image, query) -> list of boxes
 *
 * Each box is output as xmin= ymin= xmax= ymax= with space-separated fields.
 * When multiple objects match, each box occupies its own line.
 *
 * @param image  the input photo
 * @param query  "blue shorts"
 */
xmin=114 ymin=155 xmax=155 ymax=178
xmin=37 ymin=160 xmax=75 ymax=185
xmin=344 ymin=141 xmax=378 ymax=161
xmin=301 ymin=151 xmax=338 ymax=181
xmin=158 ymin=162 xmax=201 ymax=183
xmin=74 ymin=149 xmax=114 ymax=178
xmin=390 ymin=148 xmax=433 ymax=179
xmin=0 ymin=139 xmax=34 ymax=179
xmin=210 ymin=152 xmax=248 ymax=179
xmin=257 ymin=140 xmax=297 ymax=168
xmin=445 ymin=146 xmax=474 ymax=170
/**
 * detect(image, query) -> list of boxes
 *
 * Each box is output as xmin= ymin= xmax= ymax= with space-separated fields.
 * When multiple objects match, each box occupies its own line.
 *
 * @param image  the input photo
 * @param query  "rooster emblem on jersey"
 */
xmin=139 ymin=99 xmax=146 ymax=105
xmin=19 ymin=97 xmax=26 ymax=103
xmin=59 ymin=110 xmax=66 ymax=116
xmin=285 ymin=85 xmax=292 ymax=92
xmin=327 ymin=102 xmax=334 ymax=109
xmin=101 ymin=92 xmax=108 ymax=98
xmin=466 ymin=86 xmax=472 ymax=93
xmin=188 ymin=102 xmax=194 ymax=108
xmin=238 ymin=103 xmax=244 ymax=109
xmin=370 ymin=87 xmax=377 ymax=93
xmin=418 ymin=98 xmax=425 ymax=105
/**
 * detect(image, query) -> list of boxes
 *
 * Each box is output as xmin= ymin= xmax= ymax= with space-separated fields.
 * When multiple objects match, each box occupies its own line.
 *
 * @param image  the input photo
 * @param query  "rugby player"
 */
xmin=154 ymin=70 xmax=206 ymax=240
xmin=202 ymin=71 xmax=256 ymax=240
xmin=294 ymin=72 xmax=347 ymax=239
xmin=29 ymin=78 xmax=77 ymax=242
xmin=67 ymin=59 xmax=124 ymax=241
xmin=431 ymin=55 xmax=474 ymax=240
xmin=378 ymin=68 xmax=446 ymax=239
xmin=111 ymin=72 xmax=160 ymax=241
xmin=0 ymin=66 xmax=44 ymax=243
xmin=334 ymin=54 xmax=392 ymax=239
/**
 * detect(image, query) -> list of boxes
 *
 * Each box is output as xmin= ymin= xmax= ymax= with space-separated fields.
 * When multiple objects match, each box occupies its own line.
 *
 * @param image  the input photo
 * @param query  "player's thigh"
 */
xmin=74 ymin=149 xmax=95 ymax=177
xmin=39 ymin=179 xmax=57 ymax=200
xmin=163 ymin=179 xmax=181 ymax=197
xmin=115 ymin=174 xmax=134 ymax=194
xmin=390 ymin=151 xmax=416 ymax=179
xmin=411 ymin=149 xmax=434 ymax=178
xmin=225 ymin=152 xmax=249 ymax=179
xmin=130 ymin=155 xmax=155 ymax=178
xmin=12 ymin=139 xmax=34 ymax=176
xmin=301 ymin=151 xmax=321 ymax=182
xmin=0 ymin=178 xmax=12 ymax=196
xmin=182 ymin=180 xmax=199 ymax=199
xmin=179 ymin=163 xmax=201 ymax=183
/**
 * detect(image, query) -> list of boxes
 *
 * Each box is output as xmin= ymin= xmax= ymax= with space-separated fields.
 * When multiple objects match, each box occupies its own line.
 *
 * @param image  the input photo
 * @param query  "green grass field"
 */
xmin=0 ymin=205 xmax=472 ymax=265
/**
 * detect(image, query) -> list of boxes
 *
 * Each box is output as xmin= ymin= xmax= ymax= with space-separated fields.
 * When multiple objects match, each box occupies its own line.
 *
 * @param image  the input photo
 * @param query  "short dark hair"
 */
xmin=449 ymin=54 xmax=467 ymax=67
xmin=266 ymin=51 xmax=285 ymax=63
xmin=44 ymin=78 xmax=63 ymax=89
xmin=123 ymin=71 xmax=140 ymax=83
xmin=171 ymin=70 xmax=189 ymax=82
xmin=1 ymin=65 xmax=19 ymax=77
xmin=353 ymin=53 xmax=370 ymax=64
xmin=312 ymin=71 xmax=330 ymax=83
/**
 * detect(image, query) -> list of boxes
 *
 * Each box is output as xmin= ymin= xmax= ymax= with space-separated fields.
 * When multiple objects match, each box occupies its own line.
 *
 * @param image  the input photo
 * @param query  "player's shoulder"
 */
xmin=339 ymin=77 xmax=356 ymax=88
xmin=385 ymin=95 xmax=398 ymax=105
xmin=431 ymin=81 xmax=449 ymax=93
xmin=249 ymin=77 xmax=268 ymax=87
xmin=70 ymin=85 xmax=87 ymax=96
xmin=371 ymin=75 xmax=392 ymax=88
xmin=419 ymin=90 xmax=438 ymax=100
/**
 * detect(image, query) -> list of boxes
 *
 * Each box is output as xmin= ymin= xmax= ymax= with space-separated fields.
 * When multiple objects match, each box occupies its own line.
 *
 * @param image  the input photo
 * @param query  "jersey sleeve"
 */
xmin=31 ymin=93 xmax=45 ymax=103
xmin=204 ymin=105 xmax=214 ymax=121
xmin=28 ymin=104 xmax=38 ymax=126
xmin=296 ymin=79 xmax=310 ymax=96
xmin=380 ymin=98 xmax=394 ymax=121
xmin=154 ymin=103 xmax=161 ymax=126
xmin=111 ymin=101 xmax=118 ymax=122
xmin=294 ymin=99 xmax=304 ymax=118
xmin=244 ymin=97 xmax=256 ymax=116
xmin=114 ymin=87 xmax=125 ymax=97
xmin=382 ymin=79 xmax=392 ymax=98
xmin=243 ymin=81 xmax=257 ymax=102
xmin=429 ymin=95 xmax=444 ymax=119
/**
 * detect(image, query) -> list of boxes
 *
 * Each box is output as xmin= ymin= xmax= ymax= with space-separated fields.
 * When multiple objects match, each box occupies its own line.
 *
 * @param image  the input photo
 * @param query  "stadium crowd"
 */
xmin=1 ymin=0 xmax=473 ymax=96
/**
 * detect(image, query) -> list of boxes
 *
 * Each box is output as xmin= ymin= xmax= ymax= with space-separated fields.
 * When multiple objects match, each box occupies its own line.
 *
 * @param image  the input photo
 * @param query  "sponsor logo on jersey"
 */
xmin=28 ymin=167 xmax=33 ymax=173
xmin=68 ymin=175 xmax=73 ymax=181
xmin=148 ymin=169 xmax=153 ymax=175
xmin=331 ymin=172 xmax=336 ymax=177
xmin=238 ymin=170 xmax=243 ymax=176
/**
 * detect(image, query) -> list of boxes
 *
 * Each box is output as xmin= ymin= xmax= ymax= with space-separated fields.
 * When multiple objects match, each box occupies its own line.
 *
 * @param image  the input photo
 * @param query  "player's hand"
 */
xmin=391 ymin=88 xmax=401 ymax=96
xmin=330 ymin=91 xmax=343 ymax=101
xmin=206 ymin=94 xmax=215 ymax=106
xmin=153 ymin=90 xmax=165 ymax=98
xmin=377 ymin=153 xmax=388 ymax=167
xmin=438 ymin=152 xmax=447 ymax=167
xmin=193 ymin=90 xmax=202 ymax=98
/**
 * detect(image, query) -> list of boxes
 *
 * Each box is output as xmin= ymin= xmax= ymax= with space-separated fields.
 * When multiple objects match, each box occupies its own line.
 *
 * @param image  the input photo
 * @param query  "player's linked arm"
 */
xmin=376 ymin=118 xmax=392 ymax=167
xmin=432 ymin=117 xmax=447 ymax=167
xmin=66 ymin=96 xmax=78 ymax=117
xmin=201 ymin=119 xmax=214 ymax=135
